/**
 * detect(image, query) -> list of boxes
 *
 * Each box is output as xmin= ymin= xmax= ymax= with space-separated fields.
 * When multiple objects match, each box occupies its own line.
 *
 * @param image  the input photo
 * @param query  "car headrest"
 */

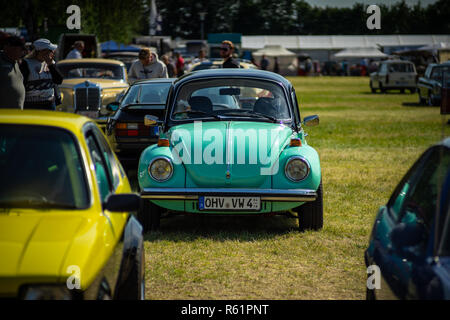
xmin=253 ymin=97 xmax=278 ymax=116
xmin=189 ymin=96 xmax=213 ymax=113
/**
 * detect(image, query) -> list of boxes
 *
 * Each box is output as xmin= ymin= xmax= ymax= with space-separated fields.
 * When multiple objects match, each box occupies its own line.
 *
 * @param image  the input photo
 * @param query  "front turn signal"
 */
xmin=158 ymin=138 xmax=170 ymax=147
xmin=290 ymin=138 xmax=302 ymax=147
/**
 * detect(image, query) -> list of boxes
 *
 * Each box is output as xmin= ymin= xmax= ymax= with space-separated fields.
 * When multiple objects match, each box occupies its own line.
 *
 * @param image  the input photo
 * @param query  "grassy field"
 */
xmin=141 ymin=76 xmax=450 ymax=300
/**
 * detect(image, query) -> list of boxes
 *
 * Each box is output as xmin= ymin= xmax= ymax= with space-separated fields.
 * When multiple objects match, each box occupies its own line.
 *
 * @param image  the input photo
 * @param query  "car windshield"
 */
xmin=388 ymin=63 xmax=414 ymax=73
xmin=57 ymin=63 xmax=125 ymax=80
xmin=121 ymin=82 xmax=172 ymax=107
xmin=171 ymin=78 xmax=291 ymax=121
xmin=0 ymin=125 xmax=89 ymax=209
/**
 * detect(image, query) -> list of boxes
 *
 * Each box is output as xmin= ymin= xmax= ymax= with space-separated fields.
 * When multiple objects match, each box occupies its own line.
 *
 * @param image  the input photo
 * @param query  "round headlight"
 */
xmin=285 ymin=157 xmax=310 ymax=182
xmin=149 ymin=157 xmax=173 ymax=182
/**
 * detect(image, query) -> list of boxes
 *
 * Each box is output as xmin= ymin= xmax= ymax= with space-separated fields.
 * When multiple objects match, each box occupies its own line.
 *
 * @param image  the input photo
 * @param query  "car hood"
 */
xmin=0 ymin=209 xmax=106 ymax=296
xmin=167 ymin=121 xmax=293 ymax=188
xmin=59 ymin=78 xmax=128 ymax=89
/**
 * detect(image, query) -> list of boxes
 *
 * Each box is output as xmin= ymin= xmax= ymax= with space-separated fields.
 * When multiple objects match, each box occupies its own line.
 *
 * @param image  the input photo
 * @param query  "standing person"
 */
xmin=20 ymin=39 xmax=63 ymax=110
xmin=161 ymin=54 xmax=176 ymax=78
xmin=260 ymin=54 xmax=269 ymax=70
xmin=128 ymin=48 xmax=168 ymax=83
xmin=0 ymin=36 xmax=26 ymax=109
xmin=191 ymin=49 xmax=207 ymax=65
xmin=273 ymin=57 xmax=279 ymax=74
xmin=174 ymin=52 xmax=185 ymax=77
xmin=220 ymin=40 xmax=239 ymax=68
xmin=65 ymin=41 xmax=84 ymax=59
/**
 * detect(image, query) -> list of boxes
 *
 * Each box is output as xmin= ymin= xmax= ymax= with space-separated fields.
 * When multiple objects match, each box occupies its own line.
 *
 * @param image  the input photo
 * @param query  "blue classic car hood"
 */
xmin=167 ymin=121 xmax=293 ymax=188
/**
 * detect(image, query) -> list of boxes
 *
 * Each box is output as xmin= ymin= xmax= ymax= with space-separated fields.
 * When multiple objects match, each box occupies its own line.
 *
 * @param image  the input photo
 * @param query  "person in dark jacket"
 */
xmin=0 ymin=36 xmax=26 ymax=109
xmin=220 ymin=40 xmax=240 ymax=68
xmin=19 ymin=39 xmax=63 ymax=110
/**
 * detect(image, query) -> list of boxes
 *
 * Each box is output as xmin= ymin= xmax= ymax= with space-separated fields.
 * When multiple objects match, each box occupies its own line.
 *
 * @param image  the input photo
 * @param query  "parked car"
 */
xmin=370 ymin=60 xmax=417 ymax=93
xmin=55 ymin=58 xmax=129 ymax=128
xmin=418 ymin=62 xmax=450 ymax=106
xmin=0 ymin=110 xmax=144 ymax=300
xmin=56 ymin=33 xmax=101 ymax=61
xmin=105 ymin=78 xmax=175 ymax=171
xmin=365 ymin=138 xmax=450 ymax=300
xmin=137 ymin=69 xmax=322 ymax=232
xmin=102 ymin=51 xmax=139 ymax=72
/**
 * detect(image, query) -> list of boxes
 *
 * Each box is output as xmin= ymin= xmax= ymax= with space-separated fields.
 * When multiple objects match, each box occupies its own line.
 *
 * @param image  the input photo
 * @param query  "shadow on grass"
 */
xmin=402 ymin=102 xmax=435 ymax=108
xmin=143 ymin=214 xmax=301 ymax=243
xmin=360 ymin=91 xmax=416 ymax=95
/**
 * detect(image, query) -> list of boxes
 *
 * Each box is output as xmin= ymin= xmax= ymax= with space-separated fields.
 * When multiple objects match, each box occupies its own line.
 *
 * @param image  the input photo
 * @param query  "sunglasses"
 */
xmin=220 ymin=47 xmax=230 ymax=52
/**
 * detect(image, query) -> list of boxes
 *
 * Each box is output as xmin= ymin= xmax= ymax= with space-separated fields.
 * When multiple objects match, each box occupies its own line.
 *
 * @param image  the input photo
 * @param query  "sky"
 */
xmin=303 ymin=0 xmax=438 ymax=8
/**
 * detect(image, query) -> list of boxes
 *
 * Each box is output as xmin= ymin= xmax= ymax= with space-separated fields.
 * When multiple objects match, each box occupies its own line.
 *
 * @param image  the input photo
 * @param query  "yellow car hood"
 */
xmin=59 ymin=78 xmax=128 ymax=90
xmin=0 ymin=209 xmax=114 ymax=296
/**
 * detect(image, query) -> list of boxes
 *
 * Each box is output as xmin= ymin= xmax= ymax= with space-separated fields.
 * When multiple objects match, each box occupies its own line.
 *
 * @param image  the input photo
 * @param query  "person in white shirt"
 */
xmin=128 ymin=48 xmax=168 ymax=84
xmin=66 ymin=41 xmax=84 ymax=59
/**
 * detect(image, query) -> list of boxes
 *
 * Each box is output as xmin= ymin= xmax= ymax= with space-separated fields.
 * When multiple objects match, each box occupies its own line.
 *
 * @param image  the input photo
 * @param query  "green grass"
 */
xmin=142 ymin=76 xmax=450 ymax=300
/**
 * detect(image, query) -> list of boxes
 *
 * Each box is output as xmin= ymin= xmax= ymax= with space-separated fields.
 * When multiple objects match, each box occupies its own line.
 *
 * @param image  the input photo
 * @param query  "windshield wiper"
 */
xmin=173 ymin=110 xmax=223 ymax=120
xmin=221 ymin=111 xmax=278 ymax=122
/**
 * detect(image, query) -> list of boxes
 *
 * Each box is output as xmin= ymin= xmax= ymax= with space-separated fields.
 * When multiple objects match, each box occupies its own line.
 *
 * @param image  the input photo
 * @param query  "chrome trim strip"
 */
xmin=141 ymin=188 xmax=317 ymax=202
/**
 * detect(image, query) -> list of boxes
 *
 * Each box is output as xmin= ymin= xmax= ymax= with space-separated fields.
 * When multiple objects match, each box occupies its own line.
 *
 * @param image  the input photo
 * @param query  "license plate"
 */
xmin=78 ymin=111 xmax=99 ymax=119
xmin=199 ymin=196 xmax=261 ymax=211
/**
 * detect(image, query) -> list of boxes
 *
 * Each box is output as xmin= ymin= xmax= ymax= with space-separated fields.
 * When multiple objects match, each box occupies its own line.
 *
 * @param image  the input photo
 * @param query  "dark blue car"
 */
xmin=365 ymin=138 xmax=450 ymax=300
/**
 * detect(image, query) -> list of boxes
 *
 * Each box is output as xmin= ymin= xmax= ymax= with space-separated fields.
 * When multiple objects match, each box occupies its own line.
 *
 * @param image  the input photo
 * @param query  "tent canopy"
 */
xmin=101 ymin=40 xmax=141 ymax=53
xmin=252 ymin=45 xmax=296 ymax=57
xmin=333 ymin=47 xmax=387 ymax=59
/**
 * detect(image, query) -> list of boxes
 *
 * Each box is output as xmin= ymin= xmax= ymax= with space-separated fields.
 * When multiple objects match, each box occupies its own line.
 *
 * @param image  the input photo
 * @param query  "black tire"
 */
xmin=137 ymin=198 xmax=161 ymax=233
xmin=427 ymin=92 xmax=434 ymax=106
xmin=409 ymin=88 xmax=416 ymax=94
xmin=418 ymin=91 xmax=425 ymax=105
xmin=296 ymin=181 xmax=323 ymax=231
xmin=400 ymin=88 xmax=405 ymax=94
xmin=370 ymin=81 xmax=376 ymax=93
xmin=366 ymin=287 xmax=376 ymax=300
xmin=379 ymin=82 xmax=386 ymax=93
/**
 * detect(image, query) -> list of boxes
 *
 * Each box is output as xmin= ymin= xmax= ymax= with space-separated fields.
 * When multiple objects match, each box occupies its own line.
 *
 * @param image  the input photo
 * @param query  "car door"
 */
xmin=374 ymin=146 xmax=449 ymax=299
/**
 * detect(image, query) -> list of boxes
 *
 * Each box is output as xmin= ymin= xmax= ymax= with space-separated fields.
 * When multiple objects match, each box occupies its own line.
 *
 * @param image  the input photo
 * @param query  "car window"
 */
xmin=379 ymin=64 xmax=387 ymax=73
xmin=430 ymin=67 xmax=443 ymax=81
xmin=57 ymin=63 xmax=125 ymax=80
xmin=85 ymin=132 xmax=113 ymax=202
xmin=0 ymin=125 xmax=89 ymax=209
xmin=388 ymin=63 xmax=414 ymax=73
xmin=121 ymin=82 xmax=171 ymax=105
xmin=172 ymin=78 xmax=291 ymax=121
xmin=92 ymin=126 xmax=124 ymax=188
xmin=397 ymin=147 xmax=450 ymax=229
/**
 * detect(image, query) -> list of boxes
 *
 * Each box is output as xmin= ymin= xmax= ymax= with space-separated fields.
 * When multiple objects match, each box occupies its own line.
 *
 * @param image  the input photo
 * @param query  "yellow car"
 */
xmin=56 ymin=59 xmax=129 ymax=119
xmin=0 ymin=110 xmax=144 ymax=300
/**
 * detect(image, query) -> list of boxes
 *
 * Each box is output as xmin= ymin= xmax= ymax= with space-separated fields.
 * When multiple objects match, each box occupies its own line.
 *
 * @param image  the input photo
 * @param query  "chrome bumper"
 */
xmin=141 ymin=188 xmax=317 ymax=202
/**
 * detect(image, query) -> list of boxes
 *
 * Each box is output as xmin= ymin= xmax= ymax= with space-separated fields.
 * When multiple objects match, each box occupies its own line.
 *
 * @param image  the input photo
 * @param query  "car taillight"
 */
xmin=115 ymin=122 xmax=151 ymax=137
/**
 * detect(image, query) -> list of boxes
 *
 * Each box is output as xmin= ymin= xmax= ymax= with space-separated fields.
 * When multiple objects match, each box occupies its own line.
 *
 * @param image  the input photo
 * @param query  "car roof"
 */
xmin=440 ymin=137 xmax=450 ymax=149
xmin=174 ymin=69 xmax=292 ymax=88
xmin=0 ymin=110 xmax=92 ymax=134
xmin=132 ymin=78 xmax=177 ymax=85
xmin=383 ymin=60 xmax=413 ymax=64
xmin=57 ymin=58 xmax=125 ymax=66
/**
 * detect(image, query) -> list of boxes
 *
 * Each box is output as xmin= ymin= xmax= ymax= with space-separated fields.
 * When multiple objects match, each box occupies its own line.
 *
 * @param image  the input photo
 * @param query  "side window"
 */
xmin=379 ymin=64 xmax=387 ymax=73
xmin=91 ymin=126 xmax=124 ymax=189
xmin=86 ymin=133 xmax=112 ymax=202
xmin=291 ymin=89 xmax=301 ymax=126
xmin=397 ymin=147 xmax=450 ymax=229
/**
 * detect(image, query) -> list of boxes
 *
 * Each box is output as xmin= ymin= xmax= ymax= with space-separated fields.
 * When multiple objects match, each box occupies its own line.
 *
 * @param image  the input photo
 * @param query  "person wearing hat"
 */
xmin=19 ymin=38 xmax=63 ymax=110
xmin=0 ymin=36 xmax=26 ymax=109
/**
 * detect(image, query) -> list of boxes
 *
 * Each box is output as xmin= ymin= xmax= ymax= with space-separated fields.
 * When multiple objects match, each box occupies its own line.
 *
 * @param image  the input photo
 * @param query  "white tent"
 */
xmin=252 ymin=45 xmax=297 ymax=75
xmin=333 ymin=47 xmax=387 ymax=60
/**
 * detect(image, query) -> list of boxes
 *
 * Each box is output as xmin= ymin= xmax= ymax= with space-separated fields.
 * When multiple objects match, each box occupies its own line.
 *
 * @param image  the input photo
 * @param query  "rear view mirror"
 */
xmin=220 ymin=88 xmax=241 ymax=96
xmin=104 ymin=193 xmax=140 ymax=212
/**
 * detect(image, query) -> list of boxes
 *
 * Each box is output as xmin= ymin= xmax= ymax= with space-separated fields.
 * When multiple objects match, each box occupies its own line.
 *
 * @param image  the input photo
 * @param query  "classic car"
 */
xmin=55 ymin=58 xmax=129 ymax=121
xmin=365 ymin=138 xmax=450 ymax=300
xmin=137 ymin=69 xmax=322 ymax=232
xmin=102 ymin=51 xmax=139 ymax=72
xmin=186 ymin=59 xmax=258 ymax=73
xmin=0 ymin=110 xmax=144 ymax=300
xmin=418 ymin=62 xmax=450 ymax=106
xmin=105 ymin=78 xmax=175 ymax=171
xmin=370 ymin=60 xmax=417 ymax=93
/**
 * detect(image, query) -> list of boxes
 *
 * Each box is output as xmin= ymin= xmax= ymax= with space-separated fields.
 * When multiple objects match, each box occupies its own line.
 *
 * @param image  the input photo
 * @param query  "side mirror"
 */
xmin=144 ymin=114 xmax=162 ymax=127
xmin=106 ymin=102 xmax=119 ymax=112
xmin=303 ymin=115 xmax=319 ymax=127
xmin=104 ymin=193 xmax=140 ymax=212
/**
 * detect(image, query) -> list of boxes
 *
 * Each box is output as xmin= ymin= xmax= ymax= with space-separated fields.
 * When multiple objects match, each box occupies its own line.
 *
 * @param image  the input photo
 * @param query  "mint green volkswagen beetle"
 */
xmin=137 ymin=69 xmax=322 ymax=232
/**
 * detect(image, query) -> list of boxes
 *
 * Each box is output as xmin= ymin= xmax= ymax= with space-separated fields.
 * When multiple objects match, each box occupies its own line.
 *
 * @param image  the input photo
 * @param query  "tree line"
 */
xmin=1 ymin=0 xmax=449 ymax=43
